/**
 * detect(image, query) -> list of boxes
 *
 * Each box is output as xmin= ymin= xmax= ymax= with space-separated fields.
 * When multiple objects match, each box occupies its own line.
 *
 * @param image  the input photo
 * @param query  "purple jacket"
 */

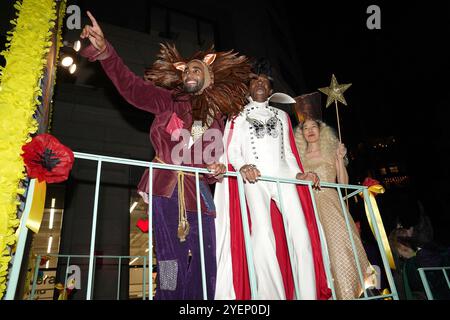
xmin=80 ymin=42 xmax=224 ymax=213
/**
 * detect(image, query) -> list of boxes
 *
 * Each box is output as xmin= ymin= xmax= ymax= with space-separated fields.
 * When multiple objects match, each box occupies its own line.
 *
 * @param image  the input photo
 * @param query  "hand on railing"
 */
xmin=239 ymin=164 xmax=261 ymax=183
xmin=206 ymin=162 xmax=227 ymax=181
xmin=296 ymin=171 xmax=321 ymax=190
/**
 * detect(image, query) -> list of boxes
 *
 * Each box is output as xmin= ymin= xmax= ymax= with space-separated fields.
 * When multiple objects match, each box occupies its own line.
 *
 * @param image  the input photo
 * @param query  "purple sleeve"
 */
xmin=199 ymin=117 xmax=226 ymax=184
xmin=80 ymin=41 xmax=172 ymax=114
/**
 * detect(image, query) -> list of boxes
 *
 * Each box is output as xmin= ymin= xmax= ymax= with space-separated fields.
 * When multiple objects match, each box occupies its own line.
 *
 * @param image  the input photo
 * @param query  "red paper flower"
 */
xmin=39 ymin=256 xmax=50 ymax=266
xmin=136 ymin=218 xmax=149 ymax=233
xmin=22 ymin=134 xmax=74 ymax=183
xmin=362 ymin=177 xmax=380 ymax=188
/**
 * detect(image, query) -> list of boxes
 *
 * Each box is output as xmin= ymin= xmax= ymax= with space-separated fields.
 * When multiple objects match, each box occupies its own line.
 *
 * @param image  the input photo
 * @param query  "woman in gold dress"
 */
xmin=294 ymin=119 xmax=376 ymax=299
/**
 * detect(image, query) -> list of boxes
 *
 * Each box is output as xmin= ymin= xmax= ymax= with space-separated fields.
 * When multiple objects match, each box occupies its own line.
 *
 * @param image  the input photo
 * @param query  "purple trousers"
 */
xmin=153 ymin=183 xmax=216 ymax=300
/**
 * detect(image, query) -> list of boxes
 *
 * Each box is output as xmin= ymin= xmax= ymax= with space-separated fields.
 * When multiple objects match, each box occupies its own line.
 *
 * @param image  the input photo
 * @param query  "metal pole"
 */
xmin=443 ymin=269 xmax=450 ymax=291
xmin=342 ymin=189 xmax=361 ymax=201
xmin=336 ymin=187 xmax=367 ymax=298
xmin=418 ymin=269 xmax=434 ymax=300
xmin=63 ymin=256 xmax=71 ymax=299
xmin=236 ymin=174 xmax=258 ymax=299
xmin=195 ymin=172 xmax=208 ymax=300
xmin=307 ymin=184 xmax=337 ymax=300
xmin=86 ymin=160 xmax=102 ymax=300
xmin=148 ymin=165 xmax=153 ymax=300
xmin=92 ymin=257 xmax=97 ymax=297
xmin=5 ymin=179 xmax=35 ymax=300
xmin=275 ymin=181 xmax=301 ymax=299
xmin=29 ymin=255 xmax=41 ymax=300
xmin=142 ymin=256 xmax=147 ymax=300
xmin=117 ymin=257 xmax=122 ymax=300
xmin=363 ymin=188 xmax=399 ymax=300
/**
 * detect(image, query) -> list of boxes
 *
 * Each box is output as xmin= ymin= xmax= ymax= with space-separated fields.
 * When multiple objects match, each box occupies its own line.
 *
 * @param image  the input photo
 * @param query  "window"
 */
xmin=389 ymin=166 xmax=399 ymax=173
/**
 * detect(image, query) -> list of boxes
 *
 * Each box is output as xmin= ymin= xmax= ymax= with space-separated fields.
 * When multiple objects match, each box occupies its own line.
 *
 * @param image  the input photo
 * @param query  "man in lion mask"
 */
xmin=80 ymin=11 xmax=250 ymax=299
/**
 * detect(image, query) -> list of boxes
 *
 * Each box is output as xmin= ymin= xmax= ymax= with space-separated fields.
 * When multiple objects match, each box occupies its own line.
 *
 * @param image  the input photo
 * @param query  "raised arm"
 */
xmin=80 ymin=11 xmax=172 ymax=114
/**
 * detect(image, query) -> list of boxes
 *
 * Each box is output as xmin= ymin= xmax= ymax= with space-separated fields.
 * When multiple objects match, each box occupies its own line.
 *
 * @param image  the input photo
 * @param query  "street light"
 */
xmin=73 ymin=40 xmax=81 ymax=52
xmin=69 ymin=63 xmax=77 ymax=74
xmin=60 ymin=39 xmax=82 ymax=75
xmin=63 ymin=40 xmax=82 ymax=52
xmin=61 ymin=56 xmax=74 ymax=67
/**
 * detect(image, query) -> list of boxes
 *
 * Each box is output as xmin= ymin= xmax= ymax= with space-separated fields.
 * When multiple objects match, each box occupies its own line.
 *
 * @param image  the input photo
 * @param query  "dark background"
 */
xmin=1 ymin=0 xmax=449 ymax=245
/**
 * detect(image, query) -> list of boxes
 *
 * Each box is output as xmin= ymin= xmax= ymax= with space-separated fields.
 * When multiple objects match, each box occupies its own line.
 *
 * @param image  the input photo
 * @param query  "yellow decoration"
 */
xmin=318 ymin=74 xmax=352 ymax=108
xmin=155 ymin=157 xmax=191 ymax=242
xmin=47 ymin=0 xmax=67 ymax=131
xmin=0 ymin=0 xmax=65 ymax=299
xmin=55 ymin=283 xmax=67 ymax=300
xmin=55 ymin=278 xmax=75 ymax=300
xmin=318 ymin=74 xmax=352 ymax=142
xmin=382 ymin=288 xmax=393 ymax=300
xmin=25 ymin=180 xmax=47 ymax=234
xmin=361 ymin=184 xmax=396 ymax=270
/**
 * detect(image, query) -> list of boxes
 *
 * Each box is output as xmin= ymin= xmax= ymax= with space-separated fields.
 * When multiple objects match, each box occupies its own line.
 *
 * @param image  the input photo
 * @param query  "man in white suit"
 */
xmin=214 ymin=60 xmax=329 ymax=300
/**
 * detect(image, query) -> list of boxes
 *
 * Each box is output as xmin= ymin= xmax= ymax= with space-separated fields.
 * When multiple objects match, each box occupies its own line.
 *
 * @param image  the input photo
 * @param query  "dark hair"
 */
xmin=251 ymin=58 xmax=274 ymax=88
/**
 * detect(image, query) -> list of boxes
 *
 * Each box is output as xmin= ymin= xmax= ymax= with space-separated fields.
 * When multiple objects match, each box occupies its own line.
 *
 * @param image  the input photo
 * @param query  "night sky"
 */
xmin=283 ymin=1 xmax=449 ymax=144
xmin=275 ymin=1 xmax=450 ymax=243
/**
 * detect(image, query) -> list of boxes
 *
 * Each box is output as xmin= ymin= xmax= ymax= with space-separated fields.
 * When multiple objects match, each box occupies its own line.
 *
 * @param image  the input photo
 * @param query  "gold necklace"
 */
xmin=191 ymin=114 xmax=213 ymax=142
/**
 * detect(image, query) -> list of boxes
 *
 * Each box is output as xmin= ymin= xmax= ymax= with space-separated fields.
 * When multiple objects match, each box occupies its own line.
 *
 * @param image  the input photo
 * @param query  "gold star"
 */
xmin=318 ymin=74 xmax=352 ymax=108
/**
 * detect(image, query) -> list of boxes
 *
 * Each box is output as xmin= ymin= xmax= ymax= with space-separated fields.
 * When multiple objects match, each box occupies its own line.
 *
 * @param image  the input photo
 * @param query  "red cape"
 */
xmin=227 ymin=117 xmax=331 ymax=300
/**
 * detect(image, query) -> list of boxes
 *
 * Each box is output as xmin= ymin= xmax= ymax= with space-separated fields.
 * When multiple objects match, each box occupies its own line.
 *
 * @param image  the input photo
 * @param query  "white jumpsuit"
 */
xmin=225 ymin=98 xmax=317 ymax=299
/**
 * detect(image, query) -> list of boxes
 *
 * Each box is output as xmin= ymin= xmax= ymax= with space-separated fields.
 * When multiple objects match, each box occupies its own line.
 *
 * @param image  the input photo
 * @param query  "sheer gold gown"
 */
xmin=304 ymin=156 xmax=375 ymax=299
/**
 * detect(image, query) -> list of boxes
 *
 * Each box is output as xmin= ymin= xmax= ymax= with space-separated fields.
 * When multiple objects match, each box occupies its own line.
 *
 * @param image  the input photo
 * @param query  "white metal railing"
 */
xmin=6 ymin=151 xmax=399 ymax=300
xmin=418 ymin=267 xmax=450 ymax=300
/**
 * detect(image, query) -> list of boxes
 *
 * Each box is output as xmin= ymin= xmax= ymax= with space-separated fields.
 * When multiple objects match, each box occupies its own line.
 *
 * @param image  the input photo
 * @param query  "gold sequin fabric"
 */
xmin=304 ymin=156 xmax=375 ymax=300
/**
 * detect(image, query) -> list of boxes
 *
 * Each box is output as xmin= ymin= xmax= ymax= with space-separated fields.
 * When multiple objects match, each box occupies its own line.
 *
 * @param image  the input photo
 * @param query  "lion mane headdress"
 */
xmin=144 ymin=43 xmax=251 ymax=126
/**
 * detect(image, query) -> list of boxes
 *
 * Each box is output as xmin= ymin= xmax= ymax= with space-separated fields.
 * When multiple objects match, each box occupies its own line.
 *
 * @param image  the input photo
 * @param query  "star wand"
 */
xmin=318 ymin=74 xmax=352 ymax=142
xmin=319 ymin=74 xmax=352 ymax=209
